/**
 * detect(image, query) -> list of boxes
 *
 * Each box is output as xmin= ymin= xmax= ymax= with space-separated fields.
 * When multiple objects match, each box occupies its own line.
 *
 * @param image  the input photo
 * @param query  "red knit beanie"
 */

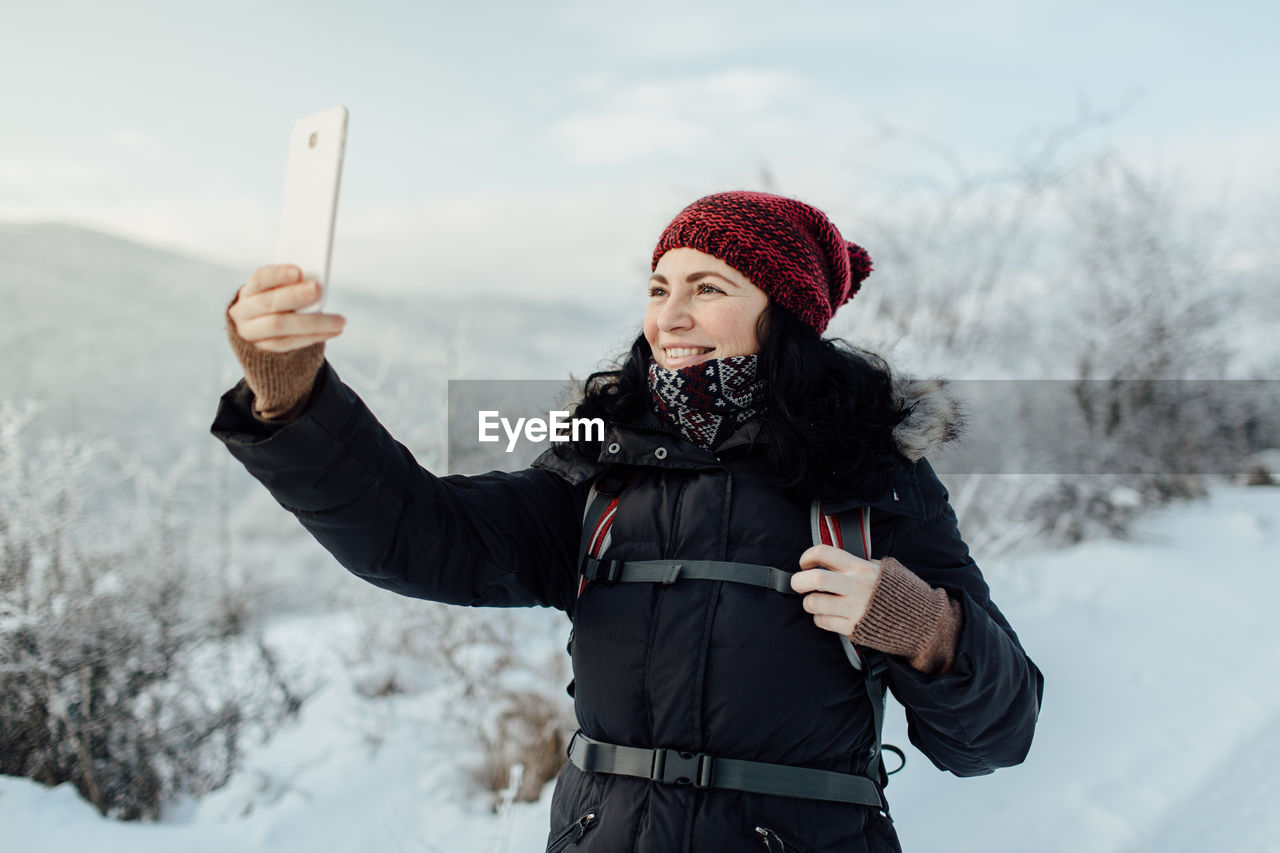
xmin=651 ymin=190 xmax=872 ymax=335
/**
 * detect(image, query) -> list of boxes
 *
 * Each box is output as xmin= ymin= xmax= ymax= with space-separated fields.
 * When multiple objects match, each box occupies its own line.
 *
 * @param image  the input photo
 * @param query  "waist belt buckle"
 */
xmin=651 ymin=747 xmax=713 ymax=788
xmin=597 ymin=558 xmax=623 ymax=582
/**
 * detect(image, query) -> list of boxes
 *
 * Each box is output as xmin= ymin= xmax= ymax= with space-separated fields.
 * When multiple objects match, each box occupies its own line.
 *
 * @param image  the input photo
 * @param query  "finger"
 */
xmin=231 ymin=281 xmax=311 ymax=327
xmin=800 ymin=591 xmax=847 ymax=617
xmin=799 ymin=544 xmax=878 ymax=578
xmin=239 ymin=311 xmax=345 ymax=343
xmin=258 ymin=280 xmax=323 ymax=314
xmin=243 ymin=264 xmax=302 ymax=296
xmin=233 ymin=280 xmax=322 ymax=322
xmin=253 ymin=331 xmax=341 ymax=353
xmin=798 ymin=544 xmax=858 ymax=574
xmin=812 ymin=613 xmax=856 ymax=636
xmin=790 ymin=568 xmax=848 ymax=595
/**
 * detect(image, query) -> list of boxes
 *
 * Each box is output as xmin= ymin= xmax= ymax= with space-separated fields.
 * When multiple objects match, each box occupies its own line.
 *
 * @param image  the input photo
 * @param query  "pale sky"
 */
xmin=3 ymin=0 xmax=1277 ymax=302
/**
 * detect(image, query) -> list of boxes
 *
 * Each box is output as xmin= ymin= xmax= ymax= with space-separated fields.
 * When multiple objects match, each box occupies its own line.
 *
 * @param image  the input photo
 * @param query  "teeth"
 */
xmin=666 ymin=347 xmax=711 ymax=359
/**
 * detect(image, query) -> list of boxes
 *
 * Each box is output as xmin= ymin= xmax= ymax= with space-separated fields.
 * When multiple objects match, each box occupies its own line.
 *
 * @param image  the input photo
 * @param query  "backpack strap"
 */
xmin=577 ymin=480 xmax=619 ymax=598
xmin=810 ymin=503 xmax=870 ymax=672
xmin=816 ymin=502 xmax=905 ymax=802
xmin=572 ymin=480 xmax=898 ymax=815
xmin=565 ymin=472 xmax=629 ymax=698
xmin=581 ymin=557 xmax=798 ymax=594
xmin=576 ymin=472 xmax=797 ymax=596
xmin=567 ymin=730 xmax=886 ymax=809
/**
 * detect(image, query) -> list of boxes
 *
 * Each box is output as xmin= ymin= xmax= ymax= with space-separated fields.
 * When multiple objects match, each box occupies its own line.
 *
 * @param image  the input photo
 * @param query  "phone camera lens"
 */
xmin=308 ymin=132 xmax=318 ymax=149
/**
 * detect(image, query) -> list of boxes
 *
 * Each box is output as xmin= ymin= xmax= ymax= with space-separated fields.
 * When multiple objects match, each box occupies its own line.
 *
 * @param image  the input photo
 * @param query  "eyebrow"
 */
xmin=648 ymin=271 xmax=740 ymax=288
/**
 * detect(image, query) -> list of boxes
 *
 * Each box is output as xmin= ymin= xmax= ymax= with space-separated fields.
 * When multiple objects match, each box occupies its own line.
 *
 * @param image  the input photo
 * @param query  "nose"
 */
xmin=656 ymin=289 xmax=693 ymax=333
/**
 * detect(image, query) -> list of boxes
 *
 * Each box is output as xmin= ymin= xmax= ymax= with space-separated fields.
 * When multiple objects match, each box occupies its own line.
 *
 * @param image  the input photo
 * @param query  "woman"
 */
xmin=213 ymin=191 xmax=1043 ymax=852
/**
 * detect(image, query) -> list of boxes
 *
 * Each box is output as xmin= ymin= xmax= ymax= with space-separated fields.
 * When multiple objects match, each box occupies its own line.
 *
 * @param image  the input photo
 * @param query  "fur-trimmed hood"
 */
xmin=891 ymin=377 xmax=967 ymax=463
xmin=714 ymin=373 xmax=967 ymax=463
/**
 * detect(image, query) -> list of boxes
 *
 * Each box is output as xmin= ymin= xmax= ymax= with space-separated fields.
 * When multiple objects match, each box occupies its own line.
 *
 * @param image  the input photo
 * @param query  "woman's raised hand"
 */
xmin=790 ymin=545 xmax=882 ymax=637
xmin=229 ymin=264 xmax=346 ymax=353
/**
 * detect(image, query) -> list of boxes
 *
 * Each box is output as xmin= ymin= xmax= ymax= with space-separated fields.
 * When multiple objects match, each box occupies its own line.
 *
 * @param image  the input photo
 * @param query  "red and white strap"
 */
xmin=810 ymin=502 xmax=872 ymax=670
xmin=811 ymin=503 xmax=871 ymax=561
xmin=578 ymin=485 xmax=618 ymax=597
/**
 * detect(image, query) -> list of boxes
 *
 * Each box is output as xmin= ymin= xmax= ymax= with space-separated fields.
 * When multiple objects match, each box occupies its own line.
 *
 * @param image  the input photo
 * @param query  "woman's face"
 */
xmin=645 ymin=247 xmax=770 ymax=370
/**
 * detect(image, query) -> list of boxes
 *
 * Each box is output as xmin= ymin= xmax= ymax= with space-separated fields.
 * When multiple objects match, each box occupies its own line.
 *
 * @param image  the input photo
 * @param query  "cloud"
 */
xmin=105 ymin=129 xmax=156 ymax=150
xmin=0 ymin=157 xmax=108 ymax=192
xmin=550 ymin=111 xmax=706 ymax=166
xmin=551 ymin=1 xmax=753 ymax=59
xmin=547 ymin=68 xmax=841 ymax=167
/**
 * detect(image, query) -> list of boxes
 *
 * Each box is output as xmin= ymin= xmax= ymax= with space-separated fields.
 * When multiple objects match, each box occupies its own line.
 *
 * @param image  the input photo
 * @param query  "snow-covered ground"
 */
xmin=3 ymin=482 xmax=1278 ymax=852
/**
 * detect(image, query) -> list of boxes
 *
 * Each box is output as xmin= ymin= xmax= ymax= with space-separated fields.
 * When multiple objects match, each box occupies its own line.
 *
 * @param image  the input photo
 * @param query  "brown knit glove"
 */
xmin=225 ymin=291 xmax=326 ymax=423
xmin=849 ymin=556 xmax=964 ymax=676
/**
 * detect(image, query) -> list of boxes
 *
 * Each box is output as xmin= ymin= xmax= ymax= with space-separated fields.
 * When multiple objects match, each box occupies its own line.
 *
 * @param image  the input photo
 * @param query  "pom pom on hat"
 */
xmin=847 ymin=241 xmax=873 ymax=291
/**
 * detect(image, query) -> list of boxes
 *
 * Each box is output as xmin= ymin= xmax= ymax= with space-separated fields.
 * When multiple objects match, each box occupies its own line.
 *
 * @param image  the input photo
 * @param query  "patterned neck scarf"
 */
xmin=646 ymin=354 xmax=768 ymax=451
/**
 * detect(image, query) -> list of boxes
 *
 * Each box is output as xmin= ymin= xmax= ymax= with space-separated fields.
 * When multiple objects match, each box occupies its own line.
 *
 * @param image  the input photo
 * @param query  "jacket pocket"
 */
xmin=547 ymin=808 xmax=600 ymax=852
xmin=753 ymin=825 xmax=818 ymax=853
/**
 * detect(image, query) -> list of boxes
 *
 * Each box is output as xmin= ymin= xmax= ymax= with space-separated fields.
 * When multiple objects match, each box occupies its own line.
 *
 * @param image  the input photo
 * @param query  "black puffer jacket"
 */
xmin=211 ymin=361 xmax=1043 ymax=853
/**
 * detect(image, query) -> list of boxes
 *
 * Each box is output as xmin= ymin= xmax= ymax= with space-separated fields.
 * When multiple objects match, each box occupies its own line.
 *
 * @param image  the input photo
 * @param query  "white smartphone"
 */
xmin=274 ymin=105 xmax=348 ymax=313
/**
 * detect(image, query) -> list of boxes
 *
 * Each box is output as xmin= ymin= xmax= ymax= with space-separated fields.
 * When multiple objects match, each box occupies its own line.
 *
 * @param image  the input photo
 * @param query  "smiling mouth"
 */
xmin=663 ymin=346 xmax=714 ymax=366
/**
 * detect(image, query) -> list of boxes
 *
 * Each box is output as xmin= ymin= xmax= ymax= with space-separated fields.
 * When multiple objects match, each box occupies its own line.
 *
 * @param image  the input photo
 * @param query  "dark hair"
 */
xmin=567 ymin=303 xmax=910 ymax=501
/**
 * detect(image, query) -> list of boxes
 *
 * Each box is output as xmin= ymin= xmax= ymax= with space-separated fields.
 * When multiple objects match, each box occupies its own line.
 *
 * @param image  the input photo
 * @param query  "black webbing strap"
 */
xmin=580 ymin=556 xmax=797 ymax=595
xmin=577 ymin=478 xmax=796 ymax=595
xmin=831 ymin=505 xmax=902 ymax=794
xmin=567 ymin=730 xmax=885 ymax=809
xmin=862 ymin=653 xmax=890 ymax=785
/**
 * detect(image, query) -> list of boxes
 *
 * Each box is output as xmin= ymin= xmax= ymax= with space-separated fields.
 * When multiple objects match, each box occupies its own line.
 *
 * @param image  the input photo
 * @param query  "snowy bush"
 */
xmin=1241 ymin=449 xmax=1280 ymax=486
xmin=841 ymin=125 xmax=1278 ymax=549
xmin=1032 ymin=155 xmax=1278 ymax=540
xmin=0 ymin=401 xmax=304 ymax=820
xmin=345 ymin=591 xmax=574 ymax=807
xmin=320 ymin=326 xmax=577 ymax=808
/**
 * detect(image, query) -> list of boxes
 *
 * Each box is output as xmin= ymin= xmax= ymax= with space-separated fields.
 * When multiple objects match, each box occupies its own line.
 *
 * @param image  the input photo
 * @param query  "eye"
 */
xmin=648 ymin=285 xmax=667 ymax=297
xmin=697 ymin=282 xmax=724 ymax=295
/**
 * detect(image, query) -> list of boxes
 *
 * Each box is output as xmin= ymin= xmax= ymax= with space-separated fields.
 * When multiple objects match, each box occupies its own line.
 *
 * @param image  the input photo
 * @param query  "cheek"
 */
xmin=643 ymin=312 xmax=657 ymax=345
xmin=720 ymin=309 xmax=762 ymax=353
xmin=643 ymin=312 xmax=663 ymax=359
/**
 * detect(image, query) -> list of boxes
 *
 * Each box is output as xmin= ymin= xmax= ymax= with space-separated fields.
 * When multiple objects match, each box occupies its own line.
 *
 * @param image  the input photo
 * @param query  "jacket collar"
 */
xmin=533 ymin=376 xmax=964 ymax=520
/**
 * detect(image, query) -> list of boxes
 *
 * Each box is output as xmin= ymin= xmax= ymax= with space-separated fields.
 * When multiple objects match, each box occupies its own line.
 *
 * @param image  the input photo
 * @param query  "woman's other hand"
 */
xmin=791 ymin=545 xmax=881 ymax=637
xmin=228 ymin=264 xmax=346 ymax=352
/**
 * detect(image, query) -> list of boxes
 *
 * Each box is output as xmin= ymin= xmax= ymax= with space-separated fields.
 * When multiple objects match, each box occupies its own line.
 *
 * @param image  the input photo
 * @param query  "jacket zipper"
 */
xmin=755 ymin=826 xmax=787 ymax=852
xmin=548 ymin=809 xmax=598 ymax=851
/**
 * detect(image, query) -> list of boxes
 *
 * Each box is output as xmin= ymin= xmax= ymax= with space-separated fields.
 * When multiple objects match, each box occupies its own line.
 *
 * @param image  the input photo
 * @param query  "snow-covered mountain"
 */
xmin=0 ymin=221 xmax=637 ymax=475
